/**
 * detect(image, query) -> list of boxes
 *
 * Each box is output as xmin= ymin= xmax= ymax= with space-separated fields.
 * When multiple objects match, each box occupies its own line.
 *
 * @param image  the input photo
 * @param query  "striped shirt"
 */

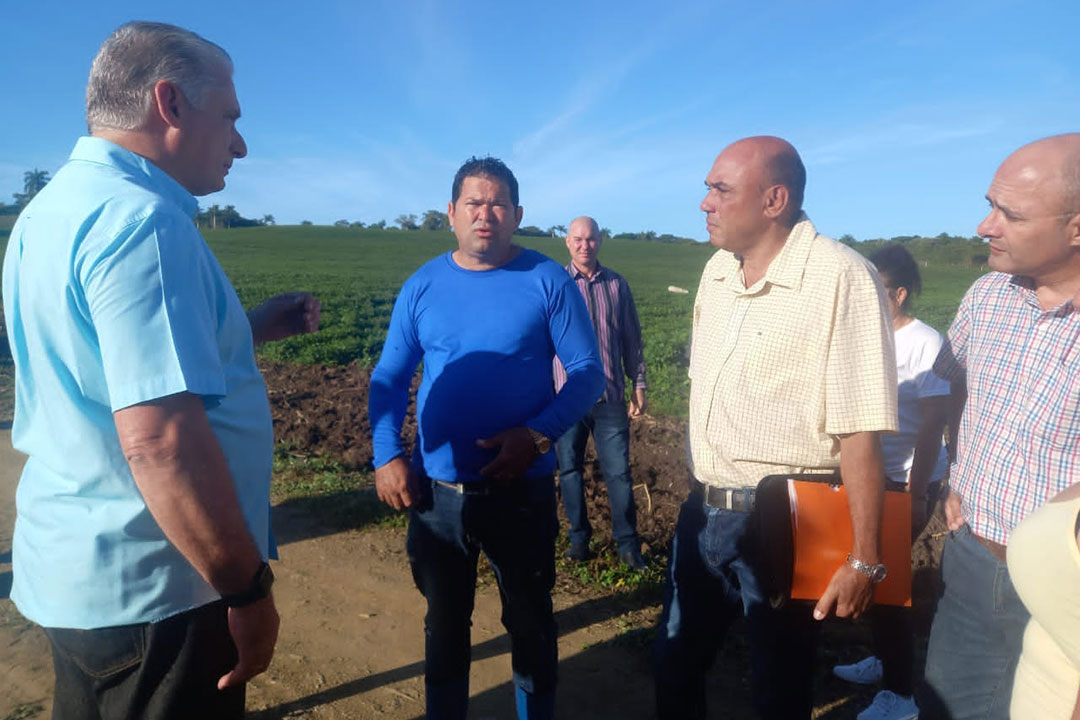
xmin=933 ymin=272 xmax=1080 ymax=545
xmin=553 ymin=263 xmax=647 ymax=404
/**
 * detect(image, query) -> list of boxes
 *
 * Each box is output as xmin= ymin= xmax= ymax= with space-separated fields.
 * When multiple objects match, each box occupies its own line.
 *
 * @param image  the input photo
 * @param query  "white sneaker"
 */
xmin=833 ymin=655 xmax=883 ymax=685
xmin=856 ymin=690 xmax=919 ymax=720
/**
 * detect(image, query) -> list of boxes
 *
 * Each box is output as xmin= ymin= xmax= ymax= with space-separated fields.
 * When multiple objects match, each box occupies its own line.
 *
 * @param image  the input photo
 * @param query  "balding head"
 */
xmin=565 ymin=216 xmax=603 ymax=275
xmin=978 ymin=133 xmax=1080 ymax=287
xmin=701 ymin=136 xmax=807 ymax=253
xmin=1003 ymin=134 xmax=1080 ymax=214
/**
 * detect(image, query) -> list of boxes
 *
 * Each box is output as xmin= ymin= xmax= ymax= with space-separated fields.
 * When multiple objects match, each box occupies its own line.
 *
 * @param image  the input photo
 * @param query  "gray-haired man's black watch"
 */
xmin=845 ymin=553 xmax=888 ymax=584
xmin=222 ymin=561 xmax=274 ymax=608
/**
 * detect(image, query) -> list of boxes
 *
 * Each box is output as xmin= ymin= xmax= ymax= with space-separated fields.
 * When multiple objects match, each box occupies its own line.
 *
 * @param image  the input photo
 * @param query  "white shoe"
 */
xmin=833 ymin=655 xmax=883 ymax=685
xmin=856 ymin=690 xmax=919 ymax=720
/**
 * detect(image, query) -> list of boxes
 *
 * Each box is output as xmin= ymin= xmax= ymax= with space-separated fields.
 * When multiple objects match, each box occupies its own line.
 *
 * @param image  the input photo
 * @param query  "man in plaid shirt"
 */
xmin=921 ymin=133 xmax=1080 ymax=720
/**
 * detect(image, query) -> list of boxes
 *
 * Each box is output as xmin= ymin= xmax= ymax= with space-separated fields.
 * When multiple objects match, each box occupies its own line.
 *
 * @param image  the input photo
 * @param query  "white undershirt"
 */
xmin=881 ymin=318 xmax=950 ymax=484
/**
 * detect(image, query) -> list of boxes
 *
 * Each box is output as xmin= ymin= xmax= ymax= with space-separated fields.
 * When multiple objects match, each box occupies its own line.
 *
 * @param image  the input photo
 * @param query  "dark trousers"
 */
xmin=652 ymin=493 xmax=820 ymax=720
xmin=555 ymin=400 xmax=639 ymax=553
xmin=919 ymin=525 xmax=1029 ymax=720
xmin=407 ymin=475 xmax=559 ymax=719
xmin=870 ymin=604 xmax=915 ymax=696
xmin=46 ymin=600 xmax=243 ymax=720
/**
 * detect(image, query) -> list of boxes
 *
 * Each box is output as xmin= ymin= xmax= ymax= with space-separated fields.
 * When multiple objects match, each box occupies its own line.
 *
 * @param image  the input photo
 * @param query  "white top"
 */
xmin=880 ymin=318 xmax=949 ymax=484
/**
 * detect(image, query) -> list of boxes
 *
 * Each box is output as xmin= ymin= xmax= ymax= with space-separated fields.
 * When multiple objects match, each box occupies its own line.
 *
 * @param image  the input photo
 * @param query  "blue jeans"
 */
xmin=652 ymin=492 xmax=820 ymax=720
xmin=407 ymin=475 xmax=558 ymax=720
xmin=919 ymin=525 xmax=1029 ymax=720
xmin=555 ymin=400 xmax=639 ymax=553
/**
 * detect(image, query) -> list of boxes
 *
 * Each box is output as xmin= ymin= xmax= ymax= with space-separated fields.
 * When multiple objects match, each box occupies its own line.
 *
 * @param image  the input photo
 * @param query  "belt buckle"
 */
xmin=702 ymin=484 xmax=754 ymax=512
xmin=436 ymin=480 xmax=491 ymax=495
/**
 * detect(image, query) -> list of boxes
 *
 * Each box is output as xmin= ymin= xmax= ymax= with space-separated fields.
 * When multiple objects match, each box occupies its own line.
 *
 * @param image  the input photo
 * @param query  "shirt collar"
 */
xmin=70 ymin=136 xmax=200 ymax=219
xmin=566 ymin=261 xmax=606 ymax=281
xmin=707 ymin=212 xmax=816 ymax=293
xmin=1008 ymin=274 xmax=1078 ymax=317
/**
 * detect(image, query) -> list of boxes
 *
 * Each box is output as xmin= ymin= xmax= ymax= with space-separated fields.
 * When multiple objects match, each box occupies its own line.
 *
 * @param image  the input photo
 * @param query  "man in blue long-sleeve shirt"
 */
xmin=369 ymin=156 xmax=604 ymax=720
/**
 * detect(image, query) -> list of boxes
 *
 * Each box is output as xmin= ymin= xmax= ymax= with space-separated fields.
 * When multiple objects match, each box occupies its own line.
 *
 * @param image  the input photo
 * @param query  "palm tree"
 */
xmin=13 ymin=168 xmax=50 ymax=206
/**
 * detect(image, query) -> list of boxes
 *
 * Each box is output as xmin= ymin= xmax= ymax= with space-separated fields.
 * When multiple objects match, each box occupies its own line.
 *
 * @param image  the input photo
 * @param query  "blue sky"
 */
xmin=1 ymin=0 xmax=1077 ymax=241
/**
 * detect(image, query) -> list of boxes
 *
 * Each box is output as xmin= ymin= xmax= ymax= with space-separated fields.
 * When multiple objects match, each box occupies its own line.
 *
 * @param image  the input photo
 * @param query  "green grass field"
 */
xmin=200 ymin=225 xmax=984 ymax=417
xmin=0 ymin=225 xmax=985 ymax=418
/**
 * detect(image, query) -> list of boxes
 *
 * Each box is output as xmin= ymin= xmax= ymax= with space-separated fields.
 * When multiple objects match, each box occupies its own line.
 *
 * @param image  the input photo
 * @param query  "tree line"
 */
xmin=1 ymin=170 xmax=989 ymax=267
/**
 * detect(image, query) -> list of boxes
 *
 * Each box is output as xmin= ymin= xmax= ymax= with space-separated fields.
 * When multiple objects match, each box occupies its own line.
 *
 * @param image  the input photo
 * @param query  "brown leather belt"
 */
xmin=695 ymin=480 xmax=756 ymax=512
xmin=973 ymin=533 xmax=1007 ymax=563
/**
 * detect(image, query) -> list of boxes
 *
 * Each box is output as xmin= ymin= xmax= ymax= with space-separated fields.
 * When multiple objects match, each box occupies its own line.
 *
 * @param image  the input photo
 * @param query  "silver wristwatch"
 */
xmin=845 ymin=553 xmax=887 ymax=584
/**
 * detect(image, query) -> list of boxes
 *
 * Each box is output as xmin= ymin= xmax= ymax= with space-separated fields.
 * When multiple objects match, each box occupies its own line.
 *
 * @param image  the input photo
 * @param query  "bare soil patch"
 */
xmin=0 ymin=361 xmax=945 ymax=719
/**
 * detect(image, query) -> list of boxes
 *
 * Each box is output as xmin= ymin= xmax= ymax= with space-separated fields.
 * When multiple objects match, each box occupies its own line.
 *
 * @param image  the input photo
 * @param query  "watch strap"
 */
xmin=221 ymin=561 xmax=274 ymax=608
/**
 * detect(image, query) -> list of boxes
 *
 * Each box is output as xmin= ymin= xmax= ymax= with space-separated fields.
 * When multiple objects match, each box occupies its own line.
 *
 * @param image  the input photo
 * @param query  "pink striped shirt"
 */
xmin=553 ymin=263 xmax=647 ymax=404
xmin=933 ymin=272 xmax=1080 ymax=544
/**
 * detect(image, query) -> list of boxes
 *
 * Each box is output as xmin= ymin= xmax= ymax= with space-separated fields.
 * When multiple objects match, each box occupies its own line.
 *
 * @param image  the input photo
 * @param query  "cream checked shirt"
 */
xmin=688 ymin=215 xmax=898 ymax=488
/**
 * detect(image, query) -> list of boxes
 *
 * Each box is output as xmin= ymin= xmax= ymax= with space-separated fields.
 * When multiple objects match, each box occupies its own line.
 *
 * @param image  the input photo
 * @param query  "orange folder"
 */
xmin=787 ymin=478 xmax=912 ymax=607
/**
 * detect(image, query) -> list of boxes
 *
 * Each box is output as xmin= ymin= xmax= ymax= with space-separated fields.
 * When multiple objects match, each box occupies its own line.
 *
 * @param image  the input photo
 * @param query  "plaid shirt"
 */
xmin=934 ymin=272 xmax=1080 ymax=544
xmin=553 ymin=263 xmax=647 ymax=404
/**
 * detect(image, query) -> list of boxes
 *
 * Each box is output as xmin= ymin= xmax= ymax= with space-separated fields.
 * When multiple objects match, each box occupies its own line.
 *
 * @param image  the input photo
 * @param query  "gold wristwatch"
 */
xmin=528 ymin=429 xmax=551 ymax=454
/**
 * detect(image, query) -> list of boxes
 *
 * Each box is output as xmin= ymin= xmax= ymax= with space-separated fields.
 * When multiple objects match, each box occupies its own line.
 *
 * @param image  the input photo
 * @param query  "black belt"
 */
xmin=434 ymin=478 xmax=505 ymax=495
xmin=695 ymin=480 xmax=756 ymax=512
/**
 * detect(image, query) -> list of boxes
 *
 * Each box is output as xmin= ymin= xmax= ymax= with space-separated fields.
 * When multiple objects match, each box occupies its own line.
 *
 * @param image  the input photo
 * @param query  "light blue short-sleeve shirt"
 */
xmin=1 ymin=137 xmax=274 ymax=629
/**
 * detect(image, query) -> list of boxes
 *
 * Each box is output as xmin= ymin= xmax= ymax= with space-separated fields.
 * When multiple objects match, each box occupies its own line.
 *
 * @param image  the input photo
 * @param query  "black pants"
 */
xmin=45 ymin=600 xmax=244 ymax=720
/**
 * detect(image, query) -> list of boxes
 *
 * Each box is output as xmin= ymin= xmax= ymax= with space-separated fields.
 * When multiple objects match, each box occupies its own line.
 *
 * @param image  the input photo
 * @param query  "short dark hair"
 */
xmin=451 ymin=156 xmax=519 ymax=208
xmin=764 ymin=147 xmax=806 ymax=221
xmin=870 ymin=243 xmax=922 ymax=311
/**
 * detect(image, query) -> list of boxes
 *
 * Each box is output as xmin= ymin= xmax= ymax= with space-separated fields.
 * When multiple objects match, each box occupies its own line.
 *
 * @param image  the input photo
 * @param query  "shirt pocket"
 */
xmin=1029 ymin=336 xmax=1080 ymax=451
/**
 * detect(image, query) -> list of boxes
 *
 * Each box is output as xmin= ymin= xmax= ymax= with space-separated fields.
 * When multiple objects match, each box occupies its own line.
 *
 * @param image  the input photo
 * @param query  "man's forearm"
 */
xmin=529 ymin=361 xmax=603 ymax=440
xmin=838 ymin=431 xmax=885 ymax=563
xmin=910 ymin=395 xmax=948 ymax=499
xmin=947 ymin=376 xmax=967 ymax=464
xmin=114 ymin=393 xmax=263 ymax=595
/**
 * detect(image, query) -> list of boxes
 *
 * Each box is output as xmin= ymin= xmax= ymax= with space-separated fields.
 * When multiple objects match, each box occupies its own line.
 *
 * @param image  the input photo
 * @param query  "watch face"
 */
xmin=871 ymin=565 xmax=888 ymax=583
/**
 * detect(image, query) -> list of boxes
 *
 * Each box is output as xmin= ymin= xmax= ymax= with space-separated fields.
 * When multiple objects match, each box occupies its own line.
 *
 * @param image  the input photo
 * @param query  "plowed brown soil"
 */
xmin=0 ymin=359 xmax=945 ymax=720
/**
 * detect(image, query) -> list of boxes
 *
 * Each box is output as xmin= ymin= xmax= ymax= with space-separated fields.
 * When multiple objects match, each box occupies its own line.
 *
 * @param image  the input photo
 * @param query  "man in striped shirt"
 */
xmin=920 ymin=133 xmax=1080 ymax=720
xmin=553 ymin=216 xmax=648 ymax=570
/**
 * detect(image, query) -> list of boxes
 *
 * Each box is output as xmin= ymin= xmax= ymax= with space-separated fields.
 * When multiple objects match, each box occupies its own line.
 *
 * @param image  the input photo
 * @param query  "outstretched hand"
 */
xmin=477 ymin=427 xmax=537 ymax=480
xmin=248 ymin=292 xmax=321 ymax=344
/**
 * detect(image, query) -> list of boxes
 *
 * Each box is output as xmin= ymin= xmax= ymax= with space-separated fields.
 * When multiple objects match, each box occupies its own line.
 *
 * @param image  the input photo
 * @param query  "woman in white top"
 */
xmin=833 ymin=244 xmax=949 ymax=720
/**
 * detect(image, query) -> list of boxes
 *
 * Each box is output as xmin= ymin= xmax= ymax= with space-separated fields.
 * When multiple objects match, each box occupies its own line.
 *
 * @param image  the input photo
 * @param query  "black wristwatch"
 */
xmin=222 ymin=561 xmax=274 ymax=608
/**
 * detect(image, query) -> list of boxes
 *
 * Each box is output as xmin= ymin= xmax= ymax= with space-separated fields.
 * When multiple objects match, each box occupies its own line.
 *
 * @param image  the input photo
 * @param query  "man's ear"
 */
xmin=1066 ymin=212 xmax=1080 ymax=248
xmin=152 ymin=80 xmax=184 ymax=129
xmin=513 ymin=205 xmax=524 ymax=232
xmin=762 ymin=184 xmax=790 ymax=220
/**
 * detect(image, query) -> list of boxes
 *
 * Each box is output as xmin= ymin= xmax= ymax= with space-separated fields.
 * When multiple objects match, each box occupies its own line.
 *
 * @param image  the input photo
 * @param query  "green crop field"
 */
xmin=0 ymin=225 xmax=986 ymax=418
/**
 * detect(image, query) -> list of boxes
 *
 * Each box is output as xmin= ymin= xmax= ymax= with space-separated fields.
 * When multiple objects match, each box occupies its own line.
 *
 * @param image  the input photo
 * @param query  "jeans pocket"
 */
xmin=47 ymin=624 xmax=145 ymax=679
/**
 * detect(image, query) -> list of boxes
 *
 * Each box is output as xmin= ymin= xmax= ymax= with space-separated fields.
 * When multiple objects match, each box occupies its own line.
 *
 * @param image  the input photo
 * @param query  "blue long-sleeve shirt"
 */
xmin=370 ymin=249 xmax=604 ymax=481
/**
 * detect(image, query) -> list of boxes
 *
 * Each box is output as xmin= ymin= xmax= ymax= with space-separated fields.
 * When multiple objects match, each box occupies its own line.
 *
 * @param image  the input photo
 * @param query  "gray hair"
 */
xmin=86 ymin=21 xmax=233 ymax=132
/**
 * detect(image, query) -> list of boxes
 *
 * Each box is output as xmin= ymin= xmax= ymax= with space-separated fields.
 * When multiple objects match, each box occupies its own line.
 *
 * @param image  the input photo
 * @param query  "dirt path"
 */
xmin=0 ymin=430 xmax=689 ymax=720
xmin=0 ymin=426 xmax=906 ymax=720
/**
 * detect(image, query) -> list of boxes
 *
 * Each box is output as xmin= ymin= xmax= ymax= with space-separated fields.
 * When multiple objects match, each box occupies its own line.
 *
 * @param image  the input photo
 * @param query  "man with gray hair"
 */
xmin=2 ymin=21 xmax=319 ymax=717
